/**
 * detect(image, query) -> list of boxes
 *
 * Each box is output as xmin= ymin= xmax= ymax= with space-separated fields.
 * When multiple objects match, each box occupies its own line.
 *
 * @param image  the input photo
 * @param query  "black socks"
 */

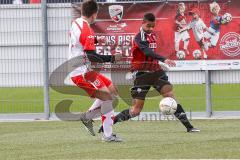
xmin=113 ymin=109 xmax=132 ymax=124
xmin=99 ymin=104 xmax=193 ymax=133
xmin=174 ymin=104 xmax=193 ymax=129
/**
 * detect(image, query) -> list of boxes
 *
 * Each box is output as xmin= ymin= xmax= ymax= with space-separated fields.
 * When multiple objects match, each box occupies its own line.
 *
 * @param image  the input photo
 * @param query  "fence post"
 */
xmin=41 ymin=0 xmax=50 ymax=120
xmin=205 ymin=70 xmax=212 ymax=117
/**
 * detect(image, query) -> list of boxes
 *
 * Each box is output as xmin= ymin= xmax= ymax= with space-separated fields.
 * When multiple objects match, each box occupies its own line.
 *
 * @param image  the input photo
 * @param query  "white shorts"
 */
xmin=204 ymin=27 xmax=220 ymax=46
xmin=175 ymin=31 xmax=190 ymax=42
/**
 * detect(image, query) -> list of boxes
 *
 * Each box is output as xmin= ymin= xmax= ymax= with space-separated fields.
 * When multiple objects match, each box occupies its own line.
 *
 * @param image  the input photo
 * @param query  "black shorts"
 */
xmin=131 ymin=70 xmax=171 ymax=100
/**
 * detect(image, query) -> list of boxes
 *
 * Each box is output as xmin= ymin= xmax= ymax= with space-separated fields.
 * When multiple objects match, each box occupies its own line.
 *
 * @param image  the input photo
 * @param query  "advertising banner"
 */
xmin=90 ymin=0 xmax=240 ymax=70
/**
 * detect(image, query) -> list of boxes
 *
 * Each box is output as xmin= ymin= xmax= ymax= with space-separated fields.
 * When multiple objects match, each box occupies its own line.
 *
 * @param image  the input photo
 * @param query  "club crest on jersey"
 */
xmin=109 ymin=5 xmax=123 ymax=22
xmin=149 ymin=43 xmax=157 ymax=49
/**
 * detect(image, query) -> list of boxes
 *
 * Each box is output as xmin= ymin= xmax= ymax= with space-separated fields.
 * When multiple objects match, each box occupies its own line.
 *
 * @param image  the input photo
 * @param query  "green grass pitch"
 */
xmin=0 ymin=120 xmax=240 ymax=159
xmin=0 ymin=84 xmax=240 ymax=113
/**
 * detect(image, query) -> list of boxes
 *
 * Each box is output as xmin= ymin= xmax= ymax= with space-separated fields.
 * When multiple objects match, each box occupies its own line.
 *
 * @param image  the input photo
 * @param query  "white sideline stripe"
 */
xmin=0 ymin=111 xmax=240 ymax=122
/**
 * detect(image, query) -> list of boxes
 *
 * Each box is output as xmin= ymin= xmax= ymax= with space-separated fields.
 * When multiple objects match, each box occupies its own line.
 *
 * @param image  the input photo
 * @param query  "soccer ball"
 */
xmin=176 ymin=50 xmax=186 ymax=60
xmin=192 ymin=49 xmax=201 ymax=59
xmin=221 ymin=13 xmax=232 ymax=24
xmin=159 ymin=97 xmax=178 ymax=115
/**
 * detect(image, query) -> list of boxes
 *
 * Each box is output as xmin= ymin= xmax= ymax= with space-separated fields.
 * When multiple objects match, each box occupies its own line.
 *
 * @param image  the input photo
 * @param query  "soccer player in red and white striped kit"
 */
xmin=69 ymin=0 xmax=122 ymax=142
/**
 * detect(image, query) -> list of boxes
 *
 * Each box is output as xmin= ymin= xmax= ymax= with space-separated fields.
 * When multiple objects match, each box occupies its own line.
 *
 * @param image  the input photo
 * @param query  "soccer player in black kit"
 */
xmin=97 ymin=13 xmax=200 ymax=135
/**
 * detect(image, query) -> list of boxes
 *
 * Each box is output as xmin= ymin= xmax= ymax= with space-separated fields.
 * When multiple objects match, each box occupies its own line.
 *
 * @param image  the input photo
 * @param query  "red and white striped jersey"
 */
xmin=69 ymin=17 xmax=95 ymax=77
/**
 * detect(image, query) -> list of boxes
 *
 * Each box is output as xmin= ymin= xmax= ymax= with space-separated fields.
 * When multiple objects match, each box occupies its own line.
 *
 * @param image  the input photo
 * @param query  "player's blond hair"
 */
xmin=209 ymin=2 xmax=220 ymax=13
xmin=178 ymin=2 xmax=185 ymax=11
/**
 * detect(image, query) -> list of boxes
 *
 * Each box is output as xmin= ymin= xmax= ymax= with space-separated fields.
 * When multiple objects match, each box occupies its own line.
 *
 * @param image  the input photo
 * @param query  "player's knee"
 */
xmin=161 ymin=85 xmax=175 ymax=98
xmin=96 ymin=91 xmax=113 ymax=101
xmin=103 ymin=95 xmax=112 ymax=101
xmin=108 ymin=84 xmax=118 ymax=96
xmin=130 ymin=108 xmax=141 ymax=117
xmin=160 ymin=84 xmax=173 ymax=95
xmin=106 ymin=93 xmax=117 ymax=101
xmin=130 ymin=103 xmax=144 ymax=117
xmin=162 ymin=91 xmax=174 ymax=98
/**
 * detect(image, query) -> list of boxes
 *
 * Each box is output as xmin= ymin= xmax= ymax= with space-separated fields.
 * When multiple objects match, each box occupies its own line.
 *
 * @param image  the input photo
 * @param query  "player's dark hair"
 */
xmin=81 ymin=0 xmax=98 ymax=18
xmin=143 ymin=13 xmax=155 ymax=22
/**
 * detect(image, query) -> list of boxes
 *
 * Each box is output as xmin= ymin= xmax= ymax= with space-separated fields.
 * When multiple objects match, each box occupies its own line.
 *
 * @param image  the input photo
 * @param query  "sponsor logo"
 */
xmin=185 ymin=61 xmax=199 ymax=65
xmin=109 ymin=5 xmax=123 ymax=22
xmin=175 ymin=61 xmax=200 ymax=68
xmin=220 ymin=32 xmax=240 ymax=57
xmin=207 ymin=63 xmax=218 ymax=66
xmin=232 ymin=61 xmax=240 ymax=65
xmin=93 ymin=79 xmax=101 ymax=87
xmin=137 ymin=88 xmax=142 ymax=93
xmin=106 ymin=23 xmax=127 ymax=32
xmin=175 ymin=61 xmax=185 ymax=67
xmin=209 ymin=63 xmax=231 ymax=66
xmin=219 ymin=63 xmax=231 ymax=66
xmin=149 ymin=43 xmax=157 ymax=49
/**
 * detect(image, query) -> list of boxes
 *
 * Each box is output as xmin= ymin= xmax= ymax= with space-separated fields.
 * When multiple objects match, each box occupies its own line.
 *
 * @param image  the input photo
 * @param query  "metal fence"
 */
xmin=0 ymin=0 xmax=240 ymax=120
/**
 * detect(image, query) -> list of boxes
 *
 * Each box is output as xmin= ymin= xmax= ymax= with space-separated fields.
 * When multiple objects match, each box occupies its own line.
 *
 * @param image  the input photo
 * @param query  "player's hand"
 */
xmin=164 ymin=59 xmax=176 ymax=67
xmin=177 ymin=28 xmax=182 ymax=32
xmin=114 ymin=53 xmax=123 ymax=61
xmin=177 ymin=28 xmax=186 ymax=33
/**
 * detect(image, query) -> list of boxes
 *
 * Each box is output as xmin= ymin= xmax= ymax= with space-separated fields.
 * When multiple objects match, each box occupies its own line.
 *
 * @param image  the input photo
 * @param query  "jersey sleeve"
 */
xmin=70 ymin=22 xmax=81 ymax=47
xmin=85 ymin=50 xmax=115 ymax=63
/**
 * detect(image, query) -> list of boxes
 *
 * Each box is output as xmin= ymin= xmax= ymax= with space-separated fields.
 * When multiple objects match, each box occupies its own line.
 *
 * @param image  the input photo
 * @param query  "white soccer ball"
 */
xmin=221 ymin=13 xmax=232 ymax=24
xmin=176 ymin=50 xmax=186 ymax=60
xmin=192 ymin=49 xmax=201 ymax=59
xmin=159 ymin=97 xmax=178 ymax=115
